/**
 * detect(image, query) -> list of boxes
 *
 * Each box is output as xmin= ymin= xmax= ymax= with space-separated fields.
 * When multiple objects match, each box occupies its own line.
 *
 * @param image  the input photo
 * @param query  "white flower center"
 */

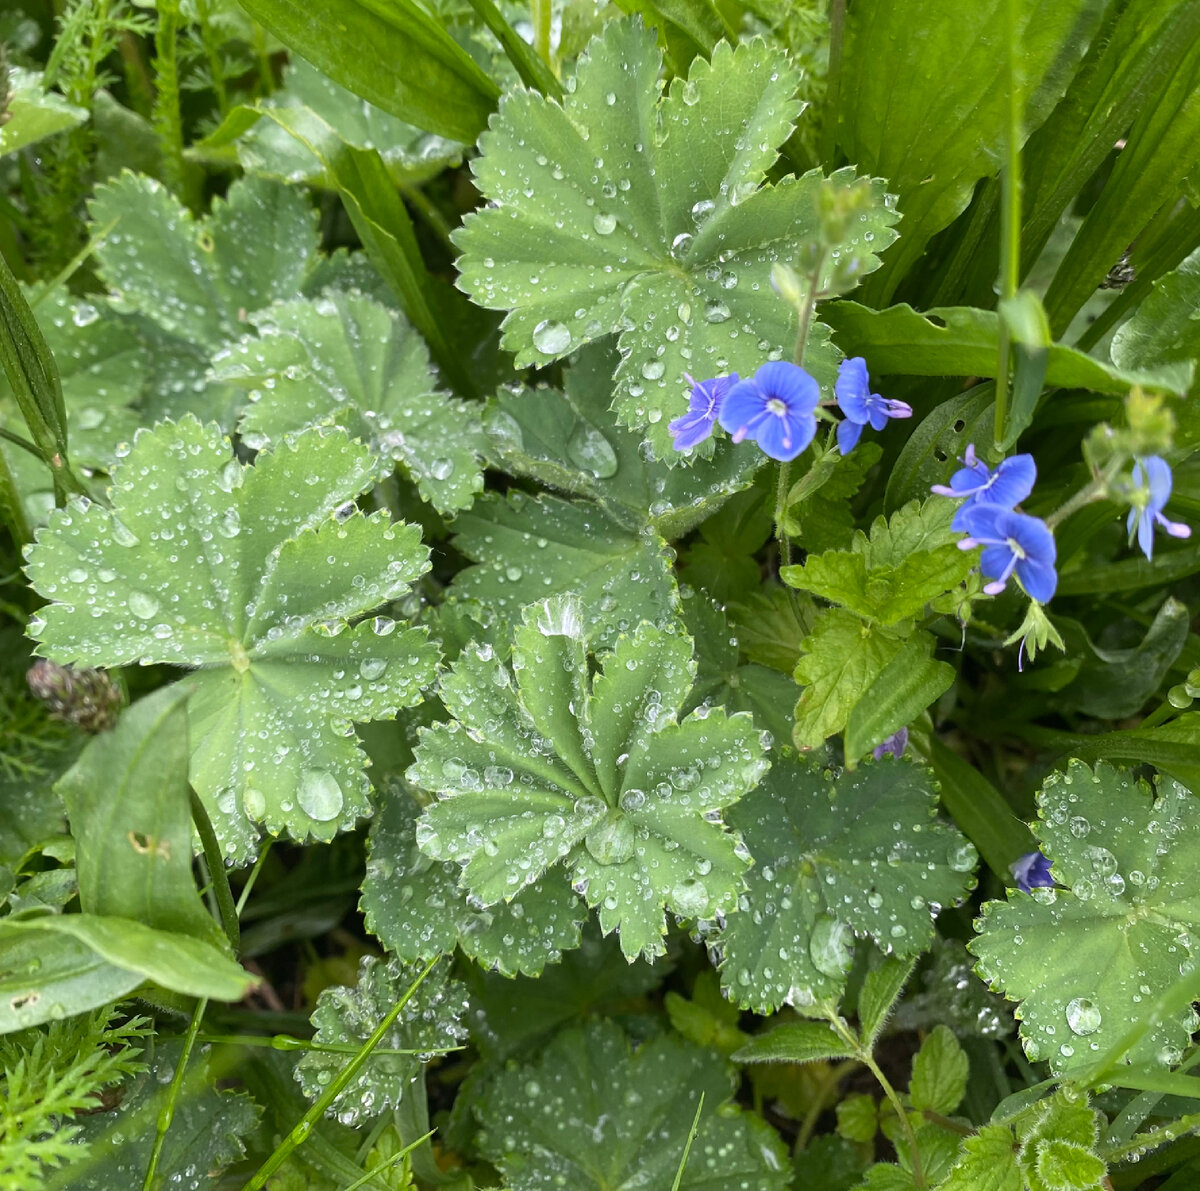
xmin=766 ymin=398 xmax=787 ymax=416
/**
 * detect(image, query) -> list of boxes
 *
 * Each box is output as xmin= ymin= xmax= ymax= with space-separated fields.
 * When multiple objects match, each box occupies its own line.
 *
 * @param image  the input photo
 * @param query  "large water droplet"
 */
xmin=947 ymin=839 xmax=978 ymax=872
xmin=532 ymin=320 xmax=572 ymax=355
xmin=359 ymin=657 xmax=388 ymax=681
xmin=566 ymin=421 xmax=618 ymax=477
xmin=703 ymin=300 xmax=731 ymax=323
xmin=243 ymin=787 xmax=267 ymax=819
xmin=593 ymin=212 xmax=617 ymax=236
xmin=584 ymin=814 xmax=635 ymax=866
xmin=810 ymin=916 xmax=854 ymax=978
xmin=128 ymin=590 xmax=160 ymax=620
xmin=671 ymin=878 xmax=708 ymax=917
xmin=298 ymin=769 xmax=343 ymax=822
xmin=1065 ymin=997 xmax=1101 ymax=1036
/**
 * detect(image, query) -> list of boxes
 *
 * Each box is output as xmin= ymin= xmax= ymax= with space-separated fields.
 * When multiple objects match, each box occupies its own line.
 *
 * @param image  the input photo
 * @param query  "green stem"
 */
xmin=239 ymin=958 xmax=439 ymax=1191
xmin=0 ymin=424 xmax=44 ymax=461
xmin=993 ymin=0 xmax=1022 ymax=452
xmin=398 ymin=183 xmax=454 ymax=252
xmin=193 ymin=0 xmax=229 ymax=116
xmin=775 ymin=460 xmax=793 ymax=569
xmin=196 ymin=1032 xmax=462 ymax=1057
xmin=236 ymin=841 xmax=273 ymax=915
xmin=0 ymin=437 xmax=32 ymax=546
xmin=1044 ymin=456 xmax=1125 ymax=529
xmin=794 ymin=1060 xmax=859 ymax=1154
xmin=531 ymin=0 xmax=552 ymax=67
xmin=190 ymin=788 xmax=239 ymax=953
xmin=793 ymin=249 xmax=827 ymax=369
xmin=670 ymin=1094 xmax=705 ymax=1191
xmin=152 ymin=0 xmax=188 ymax=203
xmin=337 ymin=1132 xmax=434 ymax=1191
xmin=864 ymin=1052 xmax=927 ymax=1188
xmin=823 ymin=1010 xmax=926 ymax=1189
xmin=142 ymin=996 xmax=207 ymax=1191
xmin=820 ymin=0 xmax=846 ymax=166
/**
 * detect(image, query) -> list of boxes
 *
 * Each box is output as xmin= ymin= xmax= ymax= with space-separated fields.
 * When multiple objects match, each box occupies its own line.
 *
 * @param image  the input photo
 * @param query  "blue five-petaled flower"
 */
xmin=956 ymin=504 xmax=1058 ymax=604
xmin=717 ymin=361 xmax=820 ymax=462
xmin=1127 ymin=455 xmax=1191 ymax=560
xmin=1011 ymin=851 xmax=1053 ymax=894
xmin=930 ymin=444 xmax=1037 ymax=531
xmin=667 ymin=373 xmax=740 ymax=451
xmin=834 ymin=357 xmax=912 ymax=453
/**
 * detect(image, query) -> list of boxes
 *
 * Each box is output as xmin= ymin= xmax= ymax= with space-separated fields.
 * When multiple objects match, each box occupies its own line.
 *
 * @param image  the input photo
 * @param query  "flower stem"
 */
xmin=993 ymin=0 xmax=1023 ymax=453
xmin=531 ymin=0 xmax=552 ymax=67
xmin=793 ymin=248 xmax=827 ymax=369
xmin=142 ymin=996 xmax=207 ymax=1191
xmin=776 ymin=460 xmax=793 ymax=569
xmin=1044 ymin=457 xmax=1125 ymax=529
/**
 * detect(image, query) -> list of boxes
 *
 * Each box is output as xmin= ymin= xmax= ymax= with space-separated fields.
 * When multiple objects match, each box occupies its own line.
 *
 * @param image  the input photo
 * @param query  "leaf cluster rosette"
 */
xmin=24 ymin=418 xmax=440 ymax=862
xmin=409 ymin=596 xmax=770 ymax=959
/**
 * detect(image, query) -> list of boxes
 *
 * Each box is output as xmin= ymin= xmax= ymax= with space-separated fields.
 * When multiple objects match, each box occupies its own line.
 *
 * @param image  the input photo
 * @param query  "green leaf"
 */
xmin=89 ymin=172 xmax=320 ymax=355
xmin=857 ymin=955 xmax=918 ymax=1051
xmin=1016 ymin=1092 xmax=1105 ymax=1191
xmin=455 ymin=22 xmax=898 ymax=455
xmin=927 ymin=737 xmax=1036 ymax=883
xmin=361 ymin=782 xmax=586 ymax=977
xmin=237 ymin=0 xmax=500 ymax=144
xmin=970 ymin=761 xmax=1200 ymax=1074
xmin=476 ymin=1020 xmax=789 ymax=1191
xmin=837 ymin=0 xmax=1106 ymax=302
xmin=787 ymin=442 xmax=883 ymax=556
xmin=783 ymin=500 xmax=975 ymax=627
xmin=0 ymin=68 xmax=86 ymax=157
xmin=732 ymin=1020 xmax=857 ymax=1066
xmin=463 ymin=925 xmax=662 ymax=1060
xmin=295 ymin=955 xmax=466 ymax=1124
xmin=823 ymin=301 xmax=1193 ymax=397
xmin=482 ymin=342 xmax=764 ymax=539
xmin=0 ymin=914 xmax=255 ymax=1001
xmin=212 ymin=291 xmax=484 ymax=513
xmin=792 ymin=611 xmax=908 ymax=748
xmin=45 ymin=1041 xmax=259 ymax=1191
xmin=449 ymin=490 xmax=680 ymax=650
xmin=54 ymin=685 xmax=223 ymax=949
xmin=1112 ymin=246 xmax=1200 ymax=377
xmin=411 ymin=600 xmax=769 ymax=960
xmin=838 ymin=1094 xmax=879 ymax=1144
xmin=0 ymin=932 xmax=141 ymax=1034
xmin=26 ymin=420 xmax=439 ymax=862
xmin=1060 ymin=597 xmax=1190 ymax=719
xmin=681 ymin=589 xmax=798 ymax=748
xmin=711 ymin=754 xmax=976 ymax=1013
xmin=843 ymin=647 xmax=955 ymax=765
xmin=909 ymin=1025 xmax=968 ymax=1115
xmin=938 ymin=1124 xmax=1022 ymax=1191
xmin=1043 ymin=39 xmax=1200 ymax=336
xmin=221 ymin=58 xmax=464 ymax=186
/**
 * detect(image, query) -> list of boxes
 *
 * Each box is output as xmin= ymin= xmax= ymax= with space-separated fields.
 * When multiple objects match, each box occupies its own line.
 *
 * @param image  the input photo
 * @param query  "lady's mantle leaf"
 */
xmin=25 ymin=419 xmax=439 ymax=862
xmin=449 ymin=489 xmax=680 ymax=650
xmin=454 ymin=22 xmax=898 ymax=456
xmin=476 ymin=1019 xmax=789 ymax=1191
xmin=362 ymin=783 xmax=586 ymax=977
xmin=712 ymin=754 xmax=976 ymax=1013
xmin=410 ymin=598 xmax=770 ymax=960
xmin=971 ymin=760 xmax=1200 ymax=1074
xmin=89 ymin=172 xmax=319 ymax=353
xmin=212 ymin=291 xmax=484 ymax=513
xmin=295 ymin=955 xmax=466 ymax=1125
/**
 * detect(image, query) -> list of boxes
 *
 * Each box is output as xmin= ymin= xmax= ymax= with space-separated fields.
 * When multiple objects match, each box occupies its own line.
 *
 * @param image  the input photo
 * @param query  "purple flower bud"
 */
xmin=834 ymin=357 xmax=911 ymax=454
xmin=872 ymin=727 xmax=909 ymax=760
xmin=1011 ymin=851 xmax=1053 ymax=894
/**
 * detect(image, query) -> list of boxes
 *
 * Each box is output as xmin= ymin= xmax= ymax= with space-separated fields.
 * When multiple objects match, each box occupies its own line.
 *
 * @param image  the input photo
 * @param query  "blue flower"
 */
xmin=931 ymin=444 xmax=1036 ymax=530
xmin=834 ymin=357 xmax=912 ymax=453
xmin=717 ymin=361 xmax=819 ymax=462
xmin=872 ymin=727 xmax=909 ymax=761
xmin=957 ymin=504 xmax=1058 ymax=604
xmin=1011 ymin=851 xmax=1053 ymax=893
xmin=1126 ymin=455 xmax=1191 ymax=560
xmin=669 ymin=373 xmax=739 ymax=451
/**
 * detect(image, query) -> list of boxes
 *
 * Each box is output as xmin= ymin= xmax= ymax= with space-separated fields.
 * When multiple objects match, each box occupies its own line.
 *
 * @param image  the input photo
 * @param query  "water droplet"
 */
xmin=128 ymin=590 xmax=160 ymax=620
xmin=298 ymin=770 xmax=343 ymax=822
xmin=947 ymin=839 xmax=978 ymax=872
xmin=243 ymin=787 xmax=266 ymax=819
xmin=703 ymin=300 xmax=731 ymax=323
xmin=1065 ymin=997 xmax=1101 ymax=1036
xmin=359 ymin=657 xmax=388 ymax=680
xmin=593 ymin=212 xmax=617 ymax=236
xmin=566 ymin=421 xmax=618 ymax=477
xmin=584 ymin=814 xmax=635 ymax=865
xmin=430 ymin=457 xmax=455 ymax=481
xmin=810 ymin=916 xmax=854 ymax=978
xmin=532 ymin=320 xmax=572 ymax=355
xmin=641 ymin=359 xmax=665 ymax=381
xmin=671 ymin=878 xmax=708 ymax=917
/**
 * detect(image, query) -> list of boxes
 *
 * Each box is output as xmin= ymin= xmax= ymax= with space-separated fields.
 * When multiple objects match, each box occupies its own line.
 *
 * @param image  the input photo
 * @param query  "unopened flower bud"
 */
xmin=27 ymin=660 xmax=124 ymax=733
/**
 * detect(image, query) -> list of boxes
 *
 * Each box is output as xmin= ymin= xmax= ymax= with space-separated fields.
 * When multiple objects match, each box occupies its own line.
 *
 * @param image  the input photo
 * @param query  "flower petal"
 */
xmin=716 ymin=377 xmax=765 ymax=438
xmin=835 ymin=356 xmax=871 ymax=422
xmin=1016 ymin=556 xmax=1057 ymax=604
xmin=837 ymin=418 xmax=864 ymax=454
xmin=755 ymin=360 xmax=820 ymax=415
xmin=986 ymin=454 xmax=1037 ymax=509
xmin=755 ymin=407 xmax=814 ymax=461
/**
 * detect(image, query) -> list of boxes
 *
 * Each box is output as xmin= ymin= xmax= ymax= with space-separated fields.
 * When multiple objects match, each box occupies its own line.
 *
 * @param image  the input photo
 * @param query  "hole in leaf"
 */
xmin=10 ymin=991 xmax=40 ymax=1011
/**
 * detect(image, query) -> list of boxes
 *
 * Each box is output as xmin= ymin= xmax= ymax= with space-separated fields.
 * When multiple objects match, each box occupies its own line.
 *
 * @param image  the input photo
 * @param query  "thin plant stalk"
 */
xmin=993 ymin=0 xmax=1022 ymax=451
xmin=239 ymin=957 xmax=439 ymax=1191
xmin=141 ymin=997 xmax=208 ymax=1191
